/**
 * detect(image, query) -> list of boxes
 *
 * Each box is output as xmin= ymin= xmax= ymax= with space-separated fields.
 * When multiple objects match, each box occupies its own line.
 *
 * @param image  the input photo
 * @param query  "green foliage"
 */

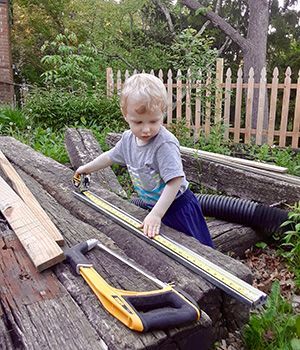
xmin=171 ymin=28 xmax=218 ymax=77
xmin=280 ymin=202 xmax=300 ymax=289
xmin=243 ymin=280 xmax=300 ymax=350
xmin=235 ymin=144 xmax=300 ymax=177
xmin=0 ymin=105 xmax=31 ymax=133
xmin=40 ymin=30 xmax=100 ymax=91
xmin=28 ymin=127 xmax=69 ymax=164
xmin=23 ymin=89 xmax=126 ymax=131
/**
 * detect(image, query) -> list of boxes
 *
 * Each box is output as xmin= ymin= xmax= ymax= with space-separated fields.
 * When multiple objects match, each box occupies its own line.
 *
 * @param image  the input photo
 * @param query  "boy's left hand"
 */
xmin=140 ymin=212 xmax=161 ymax=238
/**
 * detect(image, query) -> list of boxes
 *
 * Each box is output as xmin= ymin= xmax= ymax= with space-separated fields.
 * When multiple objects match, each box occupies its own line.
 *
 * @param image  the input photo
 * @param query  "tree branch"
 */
xmin=152 ymin=0 xmax=175 ymax=36
xmin=181 ymin=0 xmax=249 ymax=50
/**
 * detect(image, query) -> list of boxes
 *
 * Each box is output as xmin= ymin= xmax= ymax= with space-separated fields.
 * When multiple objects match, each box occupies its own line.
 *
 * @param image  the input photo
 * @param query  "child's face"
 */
xmin=125 ymin=99 xmax=163 ymax=144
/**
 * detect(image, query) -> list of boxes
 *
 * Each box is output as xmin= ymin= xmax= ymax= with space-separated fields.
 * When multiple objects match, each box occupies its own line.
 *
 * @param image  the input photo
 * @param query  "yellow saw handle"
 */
xmin=65 ymin=240 xmax=200 ymax=332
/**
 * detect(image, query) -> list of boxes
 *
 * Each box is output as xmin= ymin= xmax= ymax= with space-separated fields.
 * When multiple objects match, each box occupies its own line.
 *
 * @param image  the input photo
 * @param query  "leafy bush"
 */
xmin=243 ymin=280 xmax=300 ymax=350
xmin=280 ymin=202 xmax=300 ymax=289
xmin=40 ymin=30 xmax=101 ymax=92
xmin=0 ymin=105 xmax=30 ymax=133
xmin=23 ymin=89 xmax=126 ymax=131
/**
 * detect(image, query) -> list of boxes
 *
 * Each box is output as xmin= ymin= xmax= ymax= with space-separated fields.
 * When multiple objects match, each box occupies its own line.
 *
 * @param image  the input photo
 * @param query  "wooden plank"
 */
xmin=245 ymin=68 xmax=254 ymax=144
xmin=116 ymin=70 xmax=122 ymax=96
xmin=0 ymin=149 xmax=64 ymax=245
xmin=233 ymin=68 xmax=243 ymax=143
xmin=291 ymin=70 xmax=300 ymax=148
xmin=267 ymin=67 xmax=279 ymax=146
xmin=176 ymin=69 xmax=182 ymax=122
xmin=186 ymin=68 xmax=192 ymax=129
xmin=167 ymin=69 xmax=173 ymax=126
xmin=223 ymin=68 xmax=232 ymax=140
xmin=195 ymin=73 xmax=202 ymax=141
xmin=214 ymin=58 xmax=224 ymax=124
xmin=204 ymin=72 xmax=211 ymax=136
xmin=0 ymin=176 xmax=64 ymax=271
xmin=180 ymin=146 xmax=288 ymax=173
xmin=256 ymin=67 xmax=267 ymax=145
xmin=279 ymin=67 xmax=292 ymax=147
xmin=106 ymin=67 xmax=114 ymax=98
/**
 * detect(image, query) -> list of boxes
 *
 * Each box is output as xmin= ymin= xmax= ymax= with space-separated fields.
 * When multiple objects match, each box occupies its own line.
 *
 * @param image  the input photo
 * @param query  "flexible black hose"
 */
xmin=195 ymin=194 xmax=289 ymax=237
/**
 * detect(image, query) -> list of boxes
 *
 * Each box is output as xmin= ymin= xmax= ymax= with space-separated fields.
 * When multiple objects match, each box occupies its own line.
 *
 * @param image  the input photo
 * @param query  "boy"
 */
xmin=75 ymin=73 xmax=213 ymax=247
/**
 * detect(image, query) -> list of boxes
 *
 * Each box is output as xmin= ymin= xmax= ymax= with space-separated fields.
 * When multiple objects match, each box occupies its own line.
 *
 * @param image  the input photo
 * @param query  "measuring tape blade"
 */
xmin=74 ymin=190 xmax=267 ymax=307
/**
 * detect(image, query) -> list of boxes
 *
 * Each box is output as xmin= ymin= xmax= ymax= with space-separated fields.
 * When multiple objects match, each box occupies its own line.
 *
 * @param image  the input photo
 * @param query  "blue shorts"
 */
xmin=131 ymin=189 xmax=214 ymax=247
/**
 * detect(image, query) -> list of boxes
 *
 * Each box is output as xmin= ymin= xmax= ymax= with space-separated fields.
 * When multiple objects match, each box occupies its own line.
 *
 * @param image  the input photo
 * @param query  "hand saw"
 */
xmin=65 ymin=239 xmax=200 ymax=332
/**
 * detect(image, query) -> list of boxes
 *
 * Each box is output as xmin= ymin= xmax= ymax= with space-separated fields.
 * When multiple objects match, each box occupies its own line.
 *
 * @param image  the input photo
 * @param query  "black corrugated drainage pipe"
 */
xmin=195 ymin=194 xmax=289 ymax=237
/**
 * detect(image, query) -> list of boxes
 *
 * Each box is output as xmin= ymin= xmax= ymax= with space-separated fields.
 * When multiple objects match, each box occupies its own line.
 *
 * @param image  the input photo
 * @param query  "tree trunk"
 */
xmin=180 ymin=0 xmax=270 ymax=130
xmin=243 ymin=0 xmax=269 ymax=128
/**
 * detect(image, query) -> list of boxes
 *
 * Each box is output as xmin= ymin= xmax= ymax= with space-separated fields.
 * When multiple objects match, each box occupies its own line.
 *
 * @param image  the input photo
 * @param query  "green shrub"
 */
xmin=0 ymin=105 xmax=30 ymax=133
xmin=243 ymin=281 xmax=300 ymax=350
xmin=23 ymin=89 xmax=126 ymax=131
xmin=280 ymin=201 xmax=300 ymax=289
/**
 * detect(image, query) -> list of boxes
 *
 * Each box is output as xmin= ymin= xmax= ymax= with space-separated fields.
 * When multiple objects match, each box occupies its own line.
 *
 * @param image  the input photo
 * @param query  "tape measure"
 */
xmin=74 ymin=189 xmax=267 ymax=308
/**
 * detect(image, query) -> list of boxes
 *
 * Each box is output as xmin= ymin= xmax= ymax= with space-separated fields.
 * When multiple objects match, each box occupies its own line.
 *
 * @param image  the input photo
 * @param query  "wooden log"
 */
xmin=0 ymin=172 xmax=213 ymax=350
xmin=0 ymin=136 xmax=253 ymax=342
xmin=106 ymin=133 xmax=300 ymax=206
xmin=0 ymin=149 xmax=64 ymax=245
xmin=65 ymin=128 xmax=127 ymax=198
xmin=0 ymin=175 xmax=64 ymax=271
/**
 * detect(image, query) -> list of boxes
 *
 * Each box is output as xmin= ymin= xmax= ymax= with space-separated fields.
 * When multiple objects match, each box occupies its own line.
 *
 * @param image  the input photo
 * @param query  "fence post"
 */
xmin=223 ymin=68 xmax=232 ymax=140
xmin=233 ymin=68 xmax=243 ymax=143
xmin=215 ymin=58 xmax=224 ymax=124
xmin=279 ymin=67 xmax=292 ymax=147
xmin=167 ymin=69 xmax=173 ymax=126
xmin=245 ymin=68 xmax=254 ymax=144
xmin=267 ymin=67 xmax=279 ymax=146
xmin=106 ymin=67 xmax=114 ymax=97
xmin=176 ymin=69 xmax=182 ymax=123
xmin=292 ymin=70 xmax=300 ymax=149
xmin=256 ymin=67 xmax=267 ymax=145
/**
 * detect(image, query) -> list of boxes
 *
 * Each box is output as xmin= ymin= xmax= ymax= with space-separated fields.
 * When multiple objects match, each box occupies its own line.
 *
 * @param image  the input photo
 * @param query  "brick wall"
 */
xmin=0 ymin=0 xmax=14 ymax=104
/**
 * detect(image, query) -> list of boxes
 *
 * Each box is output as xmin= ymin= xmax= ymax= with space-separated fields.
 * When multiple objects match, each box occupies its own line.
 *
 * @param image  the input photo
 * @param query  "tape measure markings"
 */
xmin=74 ymin=190 xmax=267 ymax=307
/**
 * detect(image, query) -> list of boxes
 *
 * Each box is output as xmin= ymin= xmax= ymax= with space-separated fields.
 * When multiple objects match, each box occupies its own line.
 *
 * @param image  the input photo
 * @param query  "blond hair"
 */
xmin=120 ymin=73 xmax=168 ymax=116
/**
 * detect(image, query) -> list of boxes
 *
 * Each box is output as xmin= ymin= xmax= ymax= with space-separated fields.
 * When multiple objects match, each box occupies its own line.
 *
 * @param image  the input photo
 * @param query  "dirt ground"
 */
xmin=215 ymin=244 xmax=299 ymax=350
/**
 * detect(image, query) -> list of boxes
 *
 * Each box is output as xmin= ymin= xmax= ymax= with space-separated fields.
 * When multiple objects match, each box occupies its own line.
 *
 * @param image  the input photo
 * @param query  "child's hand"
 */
xmin=141 ymin=212 xmax=161 ymax=238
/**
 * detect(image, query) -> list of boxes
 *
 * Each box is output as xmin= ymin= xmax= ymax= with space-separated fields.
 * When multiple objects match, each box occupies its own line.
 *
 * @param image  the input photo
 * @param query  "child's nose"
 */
xmin=142 ymin=125 xmax=150 ymax=133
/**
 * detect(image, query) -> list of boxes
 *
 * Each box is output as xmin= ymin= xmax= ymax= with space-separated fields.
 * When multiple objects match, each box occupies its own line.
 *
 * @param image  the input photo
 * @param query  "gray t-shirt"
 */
xmin=107 ymin=126 xmax=189 ymax=205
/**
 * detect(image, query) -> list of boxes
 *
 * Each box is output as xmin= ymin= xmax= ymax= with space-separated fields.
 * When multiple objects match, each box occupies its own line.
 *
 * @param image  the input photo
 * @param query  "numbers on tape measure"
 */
xmin=82 ymin=191 xmax=263 ymax=303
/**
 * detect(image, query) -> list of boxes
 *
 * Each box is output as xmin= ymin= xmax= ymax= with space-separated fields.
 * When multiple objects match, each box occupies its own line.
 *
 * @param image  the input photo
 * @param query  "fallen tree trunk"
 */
xmin=0 ymin=136 xmax=254 ymax=346
xmin=106 ymin=132 xmax=300 ymax=206
xmin=0 ymin=168 xmax=212 ymax=350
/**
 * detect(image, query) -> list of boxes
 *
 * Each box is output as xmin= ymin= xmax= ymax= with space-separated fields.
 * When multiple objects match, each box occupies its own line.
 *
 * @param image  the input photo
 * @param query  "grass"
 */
xmin=243 ymin=281 xmax=300 ymax=350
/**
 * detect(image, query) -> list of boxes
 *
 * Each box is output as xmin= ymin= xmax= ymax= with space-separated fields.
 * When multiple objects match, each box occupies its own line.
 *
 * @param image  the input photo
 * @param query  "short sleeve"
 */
xmin=106 ymin=135 xmax=126 ymax=166
xmin=155 ymin=142 xmax=184 ymax=183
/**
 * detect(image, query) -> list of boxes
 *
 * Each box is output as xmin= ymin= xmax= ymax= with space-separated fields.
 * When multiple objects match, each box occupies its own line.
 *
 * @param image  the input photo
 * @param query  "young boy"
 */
xmin=75 ymin=73 xmax=213 ymax=247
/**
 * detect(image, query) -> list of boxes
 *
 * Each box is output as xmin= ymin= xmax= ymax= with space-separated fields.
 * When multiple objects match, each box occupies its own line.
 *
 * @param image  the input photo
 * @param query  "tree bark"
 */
xmin=180 ymin=0 xmax=269 ymax=127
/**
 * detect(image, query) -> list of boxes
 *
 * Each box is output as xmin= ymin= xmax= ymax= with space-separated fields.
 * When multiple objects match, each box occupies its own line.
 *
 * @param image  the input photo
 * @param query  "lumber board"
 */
xmin=181 ymin=146 xmax=288 ymax=173
xmin=0 ymin=175 xmax=64 ymax=271
xmin=65 ymin=128 xmax=127 ymax=198
xmin=181 ymin=146 xmax=299 ymax=185
xmin=106 ymin=133 xmax=300 ymax=205
xmin=0 ymin=136 xmax=253 ymax=342
xmin=0 ymin=149 xmax=64 ymax=245
xmin=3 ymin=167 xmax=214 ymax=349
